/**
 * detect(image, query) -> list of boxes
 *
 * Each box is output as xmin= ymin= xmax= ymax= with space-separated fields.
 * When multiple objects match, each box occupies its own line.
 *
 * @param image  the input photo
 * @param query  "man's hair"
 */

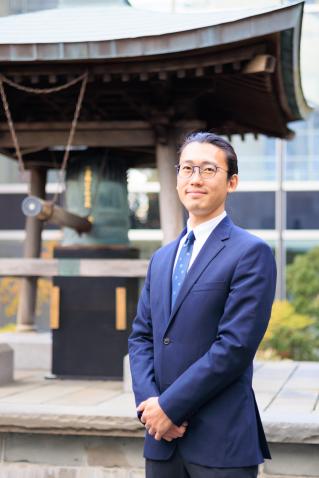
xmin=179 ymin=131 xmax=238 ymax=179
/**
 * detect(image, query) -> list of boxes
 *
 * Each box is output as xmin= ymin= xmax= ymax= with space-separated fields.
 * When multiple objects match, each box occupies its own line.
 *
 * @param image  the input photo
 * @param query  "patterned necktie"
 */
xmin=171 ymin=230 xmax=196 ymax=308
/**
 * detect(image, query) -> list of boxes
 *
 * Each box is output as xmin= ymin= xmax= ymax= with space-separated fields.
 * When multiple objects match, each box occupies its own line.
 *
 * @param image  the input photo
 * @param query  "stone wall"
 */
xmin=0 ymin=433 xmax=145 ymax=478
xmin=1 ymin=432 xmax=319 ymax=478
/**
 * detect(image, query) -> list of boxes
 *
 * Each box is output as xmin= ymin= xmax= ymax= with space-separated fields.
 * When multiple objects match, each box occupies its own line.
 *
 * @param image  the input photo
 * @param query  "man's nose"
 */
xmin=190 ymin=167 xmax=203 ymax=183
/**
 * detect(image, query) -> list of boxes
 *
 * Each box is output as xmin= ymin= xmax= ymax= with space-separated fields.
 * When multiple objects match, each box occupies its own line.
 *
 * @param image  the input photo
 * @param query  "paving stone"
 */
xmin=254 ymin=392 xmax=274 ymax=411
xmin=256 ymin=361 xmax=297 ymax=373
xmin=1 ymin=382 xmax=91 ymax=405
xmin=0 ymin=380 xmax=44 ymax=400
xmin=51 ymin=385 xmax=121 ymax=406
xmin=97 ymin=393 xmax=137 ymax=417
xmin=269 ymin=389 xmax=317 ymax=413
xmin=253 ymin=377 xmax=285 ymax=394
xmin=253 ymin=362 xmax=265 ymax=372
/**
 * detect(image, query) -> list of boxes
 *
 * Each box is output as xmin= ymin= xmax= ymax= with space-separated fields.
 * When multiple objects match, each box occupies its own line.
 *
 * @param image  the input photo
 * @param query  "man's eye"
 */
xmin=182 ymin=166 xmax=192 ymax=172
xmin=203 ymin=167 xmax=215 ymax=174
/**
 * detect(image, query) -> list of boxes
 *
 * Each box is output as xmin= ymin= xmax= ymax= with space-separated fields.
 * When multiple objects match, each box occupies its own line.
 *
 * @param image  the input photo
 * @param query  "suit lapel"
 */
xmin=160 ymin=228 xmax=187 ymax=323
xmin=165 ymin=216 xmax=233 ymax=330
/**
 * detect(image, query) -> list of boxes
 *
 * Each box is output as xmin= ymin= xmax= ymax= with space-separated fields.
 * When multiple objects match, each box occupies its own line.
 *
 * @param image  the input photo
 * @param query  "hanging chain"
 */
xmin=51 ymin=72 xmax=88 ymax=204
xmin=0 ymin=72 xmax=88 ymax=95
xmin=0 ymin=71 xmax=88 ymax=202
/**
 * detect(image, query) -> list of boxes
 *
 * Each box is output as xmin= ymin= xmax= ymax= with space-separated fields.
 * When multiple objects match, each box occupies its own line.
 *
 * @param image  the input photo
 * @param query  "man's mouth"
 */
xmin=186 ymin=190 xmax=206 ymax=196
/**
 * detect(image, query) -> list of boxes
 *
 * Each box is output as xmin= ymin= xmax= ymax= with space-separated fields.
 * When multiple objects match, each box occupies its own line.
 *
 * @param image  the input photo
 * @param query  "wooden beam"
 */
xmin=0 ymin=122 xmax=155 ymax=148
xmin=0 ymin=121 xmax=151 ymax=131
xmin=242 ymin=54 xmax=276 ymax=74
xmin=0 ymin=258 xmax=149 ymax=278
xmin=0 ymin=120 xmax=204 ymax=150
xmin=23 ymin=196 xmax=92 ymax=233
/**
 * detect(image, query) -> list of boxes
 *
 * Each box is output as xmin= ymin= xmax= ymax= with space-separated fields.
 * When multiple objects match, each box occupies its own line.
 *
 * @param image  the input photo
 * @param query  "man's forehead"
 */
xmin=180 ymin=159 xmax=217 ymax=165
xmin=179 ymin=142 xmax=227 ymax=164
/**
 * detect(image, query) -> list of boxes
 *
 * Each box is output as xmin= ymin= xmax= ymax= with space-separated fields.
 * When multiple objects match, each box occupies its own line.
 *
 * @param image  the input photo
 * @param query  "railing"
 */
xmin=0 ymin=258 xmax=149 ymax=278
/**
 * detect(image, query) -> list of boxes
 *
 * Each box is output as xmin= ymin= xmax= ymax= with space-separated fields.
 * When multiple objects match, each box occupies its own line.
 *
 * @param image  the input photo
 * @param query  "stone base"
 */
xmin=0 ymin=332 xmax=51 ymax=370
xmin=0 ymin=464 xmax=144 ymax=477
xmin=0 ymin=433 xmax=144 ymax=477
xmin=16 ymin=324 xmax=37 ymax=333
xmin=264 ymin=443 xmax=319 ymax=477
xmin=0 ymin=344 xmax=13 ymax=385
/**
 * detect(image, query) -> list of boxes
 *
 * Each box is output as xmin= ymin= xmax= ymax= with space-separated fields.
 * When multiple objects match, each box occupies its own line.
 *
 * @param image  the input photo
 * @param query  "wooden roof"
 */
xmin=0 ymin=1 xmax=311 ymax=167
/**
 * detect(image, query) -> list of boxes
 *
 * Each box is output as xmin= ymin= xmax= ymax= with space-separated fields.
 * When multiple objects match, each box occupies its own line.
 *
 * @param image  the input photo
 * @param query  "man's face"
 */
xmin=176 ymin=141 xmax=238 ymax=226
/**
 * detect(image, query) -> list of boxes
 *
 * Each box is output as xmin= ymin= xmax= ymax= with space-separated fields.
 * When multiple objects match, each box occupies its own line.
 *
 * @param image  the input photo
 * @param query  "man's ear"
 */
xmin=227 ymin=174 xmax=239 ymax=193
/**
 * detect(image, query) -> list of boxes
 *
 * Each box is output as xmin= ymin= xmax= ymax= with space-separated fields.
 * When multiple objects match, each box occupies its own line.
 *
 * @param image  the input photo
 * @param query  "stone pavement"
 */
xmin=0 ymin=360 xmax=318 ymax=477
xmin=0 ymin=361 xmax=317 ymax=435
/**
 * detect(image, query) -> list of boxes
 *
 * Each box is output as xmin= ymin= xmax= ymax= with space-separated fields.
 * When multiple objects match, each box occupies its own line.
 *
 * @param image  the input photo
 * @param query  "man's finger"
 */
xmin=140 ymin=412 xmax=147 ymax=424
xmin=137 ymin=401 xmax=146 ymax=412
xmin=154 ymin=431 xmax=162 ymax=441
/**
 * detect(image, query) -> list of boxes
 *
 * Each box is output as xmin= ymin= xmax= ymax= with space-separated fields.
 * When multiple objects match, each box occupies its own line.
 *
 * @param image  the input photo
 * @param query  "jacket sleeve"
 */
xmin=158 ymin=241 xmax=277 ymax=425
xmin=128 ymin=254 xmax=160 ymax=407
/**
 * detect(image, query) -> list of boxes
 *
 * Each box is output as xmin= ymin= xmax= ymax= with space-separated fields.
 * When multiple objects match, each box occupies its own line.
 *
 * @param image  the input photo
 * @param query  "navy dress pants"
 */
xmin=146 ymin=449 xmax=259 ymax=478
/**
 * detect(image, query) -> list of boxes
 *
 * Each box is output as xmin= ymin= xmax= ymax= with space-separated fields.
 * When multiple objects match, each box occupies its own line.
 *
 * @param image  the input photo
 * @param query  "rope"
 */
xmin=0 ymin=72 xmax=88 ymax=95
xmin=0 ymin=71 xmax=88 ymax=202
xmin=0 ymin=77 xmax=25 ymax=174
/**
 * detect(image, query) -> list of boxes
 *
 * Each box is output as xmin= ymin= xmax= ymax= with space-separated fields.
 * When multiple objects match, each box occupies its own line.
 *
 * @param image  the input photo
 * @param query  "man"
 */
xmin=128 ymin=132 xmax=277 ymax=478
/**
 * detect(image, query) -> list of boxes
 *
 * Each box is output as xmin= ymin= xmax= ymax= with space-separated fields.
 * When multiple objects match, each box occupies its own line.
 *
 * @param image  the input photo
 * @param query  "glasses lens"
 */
xmin=201 ymin=165 xmax=217 ymax=179
xmin=179 ymin=165 xmax=193 ymax=177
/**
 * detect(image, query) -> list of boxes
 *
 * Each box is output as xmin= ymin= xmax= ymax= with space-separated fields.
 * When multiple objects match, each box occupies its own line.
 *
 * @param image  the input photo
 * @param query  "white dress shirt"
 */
xmin=173 ymin=211 xmax=227 ymax=272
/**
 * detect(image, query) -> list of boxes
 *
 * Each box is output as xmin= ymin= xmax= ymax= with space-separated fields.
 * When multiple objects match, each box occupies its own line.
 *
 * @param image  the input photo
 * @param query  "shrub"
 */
xmin=260 ymin=300 xmax=319 ymax=360
xmin=286 ymin=247 xmax=319 ymax=325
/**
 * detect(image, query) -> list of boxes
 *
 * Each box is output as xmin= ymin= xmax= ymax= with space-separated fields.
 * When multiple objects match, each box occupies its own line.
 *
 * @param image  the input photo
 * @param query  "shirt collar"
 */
xmin=186 ymin=211 xmax=227 ymax=240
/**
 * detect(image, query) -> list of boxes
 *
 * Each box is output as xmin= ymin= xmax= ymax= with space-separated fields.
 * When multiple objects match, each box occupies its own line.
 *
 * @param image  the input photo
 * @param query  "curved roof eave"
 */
xmin=0 ymin=1 xmax=310 ymax=128
xmin=281 ymin=3 xmax=312 ymax=121
xmin=0 ymin=2 xmax=304 ymax=61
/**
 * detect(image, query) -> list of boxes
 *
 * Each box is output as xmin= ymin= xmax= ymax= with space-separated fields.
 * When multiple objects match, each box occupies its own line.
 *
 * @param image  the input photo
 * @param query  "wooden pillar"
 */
xmin=16 ymin=167 xmax=47 ymax=332
xmin=155 ymin=130 xmax=184 ymax=245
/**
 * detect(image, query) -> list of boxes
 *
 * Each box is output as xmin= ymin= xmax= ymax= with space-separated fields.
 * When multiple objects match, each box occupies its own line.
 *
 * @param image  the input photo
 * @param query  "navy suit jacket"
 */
xmin=128 ymin=216 xmax=277 ymax=467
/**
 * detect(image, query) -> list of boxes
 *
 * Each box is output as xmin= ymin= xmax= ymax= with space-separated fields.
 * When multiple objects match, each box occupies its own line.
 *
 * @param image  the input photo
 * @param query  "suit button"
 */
xmin=163 ymin=337 xmax=170 ymax=345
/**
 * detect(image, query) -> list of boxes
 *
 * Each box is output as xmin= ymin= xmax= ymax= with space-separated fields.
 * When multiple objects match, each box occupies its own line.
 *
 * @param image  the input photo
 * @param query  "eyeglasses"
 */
xmin=175 ymin=163 xmax=228 ymax=180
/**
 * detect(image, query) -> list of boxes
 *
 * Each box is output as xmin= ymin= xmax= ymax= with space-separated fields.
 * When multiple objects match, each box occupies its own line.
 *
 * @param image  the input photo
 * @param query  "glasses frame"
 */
xmin=175 ymin=163 xmax=229 ymax=179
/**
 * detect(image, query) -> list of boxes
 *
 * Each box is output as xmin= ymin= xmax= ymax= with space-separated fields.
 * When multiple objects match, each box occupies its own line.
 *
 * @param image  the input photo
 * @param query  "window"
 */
xmin=226 ymin=192 xmax=275 ymax=229
xmin=287 ymin=191 xmax=319 ymax=229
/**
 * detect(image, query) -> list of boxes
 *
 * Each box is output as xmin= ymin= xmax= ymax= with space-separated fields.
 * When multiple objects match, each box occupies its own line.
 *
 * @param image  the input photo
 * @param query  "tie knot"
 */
xmin=185 ymin=230 xmax=195 ymax=246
